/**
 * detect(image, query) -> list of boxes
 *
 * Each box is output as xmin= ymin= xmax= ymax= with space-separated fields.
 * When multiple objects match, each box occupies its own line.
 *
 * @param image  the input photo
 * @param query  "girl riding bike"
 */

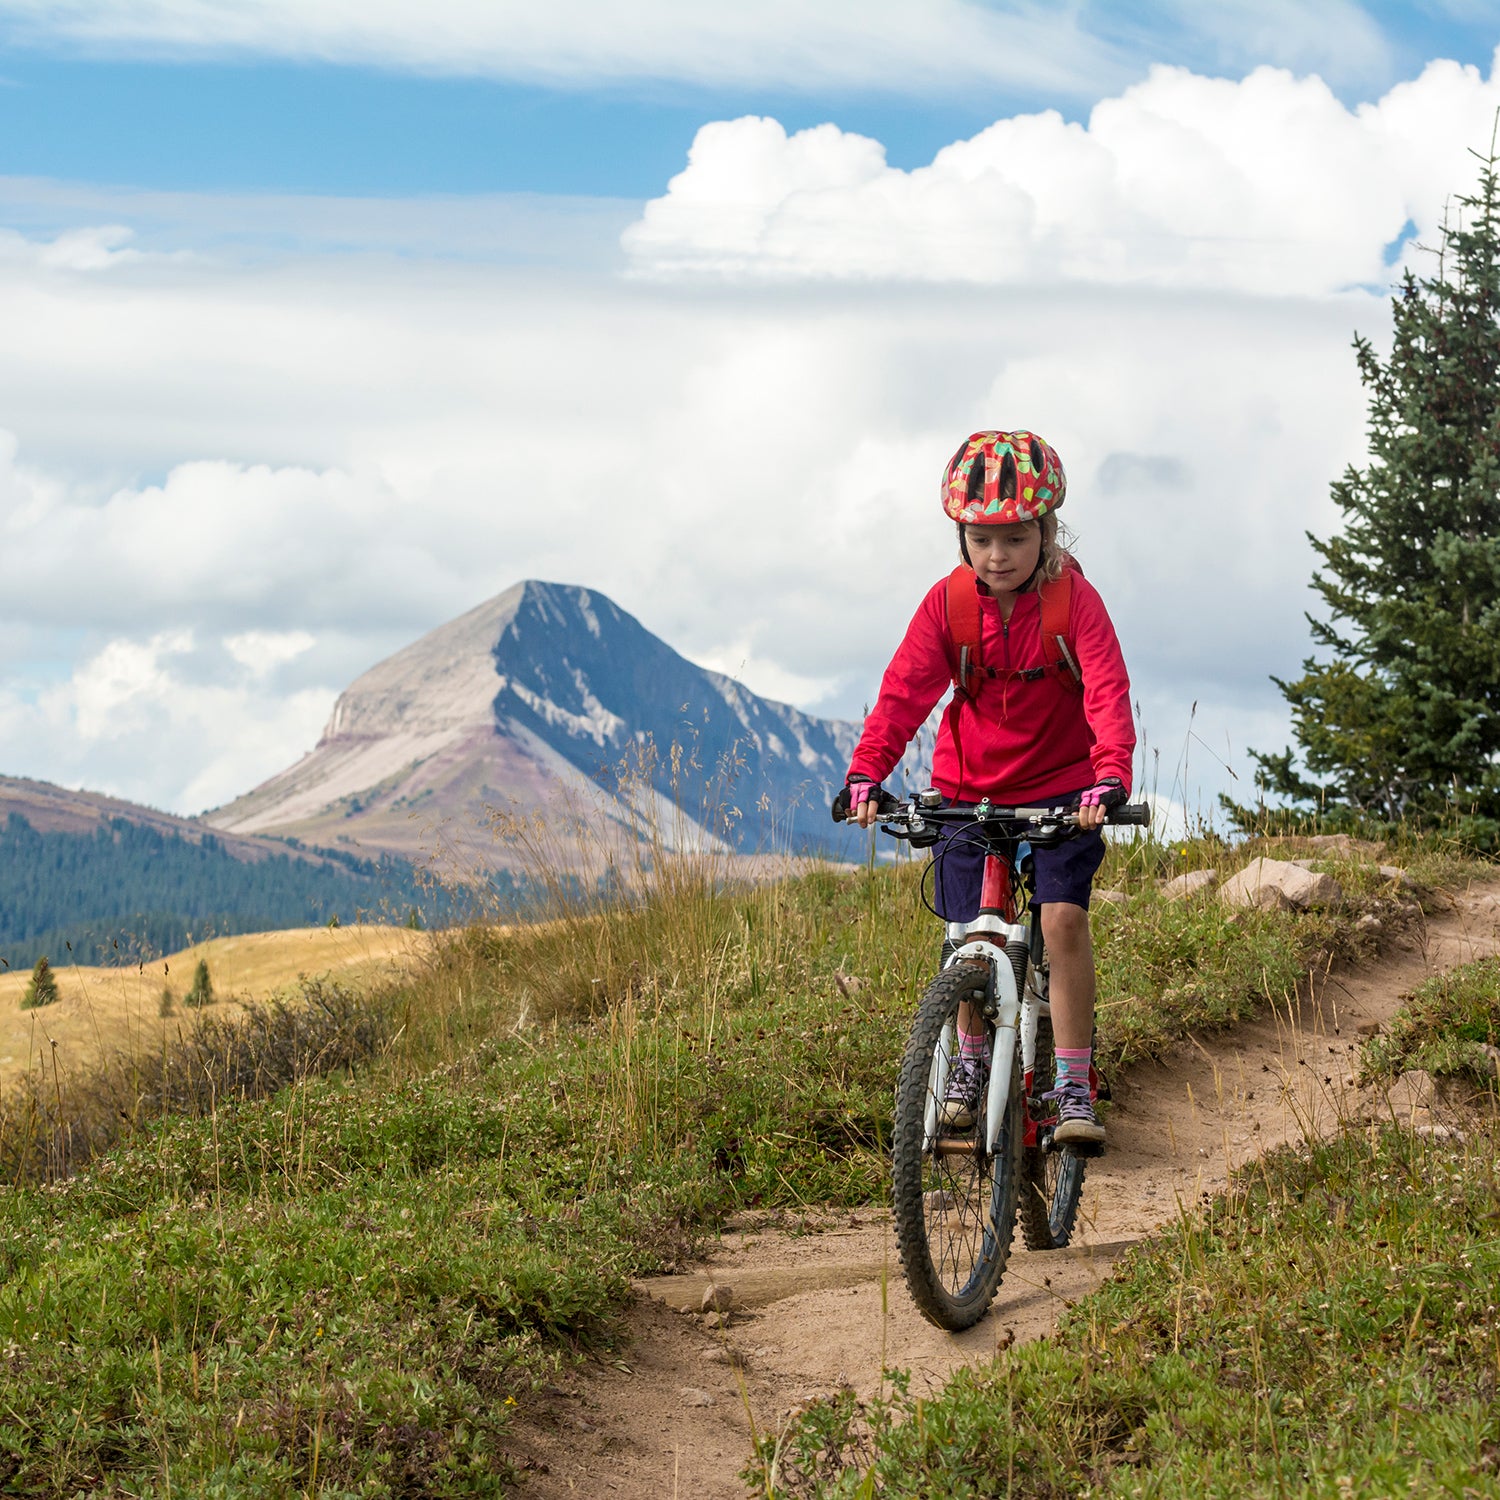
xmin=839 ymin=430 xmax=1134 ymax=1148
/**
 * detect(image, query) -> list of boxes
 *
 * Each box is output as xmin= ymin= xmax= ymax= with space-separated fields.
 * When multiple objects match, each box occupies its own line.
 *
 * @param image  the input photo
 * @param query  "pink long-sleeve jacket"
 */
xmin=847 ymin=568 xmax=1135 ymax=803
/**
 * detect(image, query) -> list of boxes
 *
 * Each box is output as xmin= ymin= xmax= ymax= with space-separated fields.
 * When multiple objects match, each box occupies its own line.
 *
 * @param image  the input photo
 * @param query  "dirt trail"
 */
xmin=514 ymin=878 xmax=1500 ymax=1498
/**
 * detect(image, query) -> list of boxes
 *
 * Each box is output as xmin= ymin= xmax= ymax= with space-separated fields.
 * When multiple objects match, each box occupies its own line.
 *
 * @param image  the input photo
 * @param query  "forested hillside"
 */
xmin=0 ymin=814 xmax=489 ymax=969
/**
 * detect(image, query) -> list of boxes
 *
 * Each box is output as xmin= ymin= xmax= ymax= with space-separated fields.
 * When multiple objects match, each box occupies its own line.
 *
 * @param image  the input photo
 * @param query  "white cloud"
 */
xmin=8 ymin=52 xmax=1464 ymax=820
xmin=0 ymin=254 xmax=1372 ymax=818
xmin=623 ymin=53 xmax=1500 ymax=294
xmin=0 ymin=0 xmax=1128 ymax=94
xmin=0 ymin=175 xmax=640 ymax=267
xmin=1144 ymin=0 xmax=1390 ymax=88
xmin=0 ymin=223 xmax=138 ymax=270
xmin=0 ymin=628 xmax=336 ymax=812
xmin=63 ymin=628 xmax=193 ymax=739
xmin=225 ymin=629 xmax=315 ymax=678
xmin=0 ymin=0 xmax=1423 ymax=97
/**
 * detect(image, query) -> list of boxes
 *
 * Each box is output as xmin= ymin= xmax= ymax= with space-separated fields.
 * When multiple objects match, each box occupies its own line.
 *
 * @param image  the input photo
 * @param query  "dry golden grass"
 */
xmin=0 ymin=925 xmax=428 ymax=1085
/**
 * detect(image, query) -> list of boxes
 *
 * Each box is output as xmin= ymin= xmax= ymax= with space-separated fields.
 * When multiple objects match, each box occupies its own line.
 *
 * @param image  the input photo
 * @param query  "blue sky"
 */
xmin=2 ymin=3 xmax=1497 ymax=200
xmin=0 ymin=2 xmax=1498 ymax=826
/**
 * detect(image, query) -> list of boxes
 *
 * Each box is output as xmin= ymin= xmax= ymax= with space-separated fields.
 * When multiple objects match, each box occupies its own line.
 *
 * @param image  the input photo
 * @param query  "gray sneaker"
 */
xmin=939 ymin=1055 xmax=985 ymax=1130
xmin=1047 ymin=1078 xmax=1105 ymax=1148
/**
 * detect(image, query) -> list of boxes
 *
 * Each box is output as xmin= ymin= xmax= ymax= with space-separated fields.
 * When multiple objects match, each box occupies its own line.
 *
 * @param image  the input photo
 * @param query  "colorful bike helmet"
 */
xmin=942 ymin=430 xmax=1066 ymax=525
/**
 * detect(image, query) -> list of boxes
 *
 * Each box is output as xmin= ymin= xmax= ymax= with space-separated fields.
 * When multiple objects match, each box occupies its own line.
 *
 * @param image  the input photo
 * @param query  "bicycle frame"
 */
xmin=939 ymin=845 xmax=1054 ymax=1157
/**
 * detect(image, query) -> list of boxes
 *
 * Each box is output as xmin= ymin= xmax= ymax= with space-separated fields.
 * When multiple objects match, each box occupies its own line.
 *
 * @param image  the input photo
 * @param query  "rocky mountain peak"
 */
xmin=209 ymin=580 xmax=908 ymax=870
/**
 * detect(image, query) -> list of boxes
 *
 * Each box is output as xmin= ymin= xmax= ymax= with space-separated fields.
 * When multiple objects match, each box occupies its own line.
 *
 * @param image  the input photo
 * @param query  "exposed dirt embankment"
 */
xmin=514 ymin=879 xmax=1500 ymax=1499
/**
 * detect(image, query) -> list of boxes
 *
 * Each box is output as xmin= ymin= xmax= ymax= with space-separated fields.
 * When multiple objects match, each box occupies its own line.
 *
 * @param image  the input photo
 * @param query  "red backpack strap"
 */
xmin=1038 ymin=566 xmax=1083 ymax=691
xmin=945 ymin=565 xmax=984 ymax=700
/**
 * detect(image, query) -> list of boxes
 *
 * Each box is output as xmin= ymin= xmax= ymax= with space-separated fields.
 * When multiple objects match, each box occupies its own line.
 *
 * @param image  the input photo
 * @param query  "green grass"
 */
xmin=1361 ymin=956 xmax=1500 ymax=1092
xmin=0 ymin=827 xmax=1489 ymax=1491
xmin=752 ymin=1121 xmax=1500 ymax=1498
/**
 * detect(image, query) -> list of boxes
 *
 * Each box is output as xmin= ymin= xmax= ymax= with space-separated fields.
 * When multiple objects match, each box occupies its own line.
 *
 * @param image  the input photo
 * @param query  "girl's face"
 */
xmin=963 ymin=522 xmax=1041 ymax=597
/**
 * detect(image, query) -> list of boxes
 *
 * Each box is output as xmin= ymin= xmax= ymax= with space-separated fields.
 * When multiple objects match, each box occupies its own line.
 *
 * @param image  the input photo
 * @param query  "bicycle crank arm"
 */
xmin=932 ymin=1137 xmax=981 ymax=1156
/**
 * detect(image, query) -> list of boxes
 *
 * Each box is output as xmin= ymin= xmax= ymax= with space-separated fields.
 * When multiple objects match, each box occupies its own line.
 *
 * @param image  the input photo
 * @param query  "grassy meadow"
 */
xmin=0 ymin=924 xmax=428 ymax=1087
xmin=0 ymin=823 xmax=1490 ymax=1494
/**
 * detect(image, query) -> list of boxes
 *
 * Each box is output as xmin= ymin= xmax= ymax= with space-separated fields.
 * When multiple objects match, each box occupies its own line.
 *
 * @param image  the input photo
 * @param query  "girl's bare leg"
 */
xmin=1039 ymin=902 xmax=1095 ymax=1050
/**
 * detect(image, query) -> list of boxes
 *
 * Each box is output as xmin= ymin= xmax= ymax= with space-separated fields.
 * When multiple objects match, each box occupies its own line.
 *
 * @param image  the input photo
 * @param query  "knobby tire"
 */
xmin=1020 ymin=1008 xmax=1087 ymax=1251
xmin=891 ymin=963 xmax=1022 ymax=1331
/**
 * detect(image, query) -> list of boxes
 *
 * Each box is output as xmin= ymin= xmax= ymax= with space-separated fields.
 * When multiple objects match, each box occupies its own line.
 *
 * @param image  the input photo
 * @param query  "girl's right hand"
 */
xmin=833 ymin=776 xmax=884 ymax=826
xmin=849 ymin=779 xmax=882 ymax=827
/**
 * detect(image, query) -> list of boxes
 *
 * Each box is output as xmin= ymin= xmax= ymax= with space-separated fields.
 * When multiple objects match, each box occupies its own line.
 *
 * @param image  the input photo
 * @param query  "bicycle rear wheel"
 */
xmin=1020 ymin=1008 xmax=1087 ymax=1250
xmin=891 ymin=963 xmax=1022 ymax=1331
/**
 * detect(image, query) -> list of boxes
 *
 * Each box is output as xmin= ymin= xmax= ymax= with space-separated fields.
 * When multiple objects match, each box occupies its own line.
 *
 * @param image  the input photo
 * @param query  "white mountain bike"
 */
xmin=841 ymin=790 xmax=1149 ymax=1331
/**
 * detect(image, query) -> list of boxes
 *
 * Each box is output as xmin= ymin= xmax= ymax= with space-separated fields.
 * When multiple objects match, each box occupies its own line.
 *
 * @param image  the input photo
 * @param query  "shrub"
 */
xmin=184 ymin=958 xmax=214 ymax=1008
xmin=20 ymin=956 xmax=60 ymax=1009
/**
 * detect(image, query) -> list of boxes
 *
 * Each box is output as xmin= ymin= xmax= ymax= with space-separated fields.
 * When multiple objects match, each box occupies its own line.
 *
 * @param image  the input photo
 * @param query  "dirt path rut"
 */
xmin=515 ymin=879 xmax=1500 ymax=1498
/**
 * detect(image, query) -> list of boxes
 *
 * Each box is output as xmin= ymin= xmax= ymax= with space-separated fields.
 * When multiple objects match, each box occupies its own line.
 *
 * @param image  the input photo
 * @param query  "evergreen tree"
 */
xmin=21 ymin=956 xmax=61 ymax=1009
xmin=1236 ymin=151 xmax=1500 ymax=847
xmin=185 ymin=959 xmax=215 ymax=1008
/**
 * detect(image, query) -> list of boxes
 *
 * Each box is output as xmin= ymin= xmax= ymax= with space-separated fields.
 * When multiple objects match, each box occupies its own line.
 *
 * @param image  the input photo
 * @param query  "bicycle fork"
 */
xmin=940 ymin=915 xmax=1027 ymax=1157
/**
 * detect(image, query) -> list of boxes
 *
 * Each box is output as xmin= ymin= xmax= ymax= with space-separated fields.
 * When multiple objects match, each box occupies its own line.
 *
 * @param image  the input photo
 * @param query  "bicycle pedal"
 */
xmin=1065 ymin=1140 xmax=1107 ymax=1161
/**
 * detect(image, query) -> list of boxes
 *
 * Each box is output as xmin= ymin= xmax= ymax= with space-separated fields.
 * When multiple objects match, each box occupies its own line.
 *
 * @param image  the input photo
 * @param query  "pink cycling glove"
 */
xmin=1078 ymin=777 xmax=1127 ymax=811
xmin=847 ymin=779 xmax=879 ymax=814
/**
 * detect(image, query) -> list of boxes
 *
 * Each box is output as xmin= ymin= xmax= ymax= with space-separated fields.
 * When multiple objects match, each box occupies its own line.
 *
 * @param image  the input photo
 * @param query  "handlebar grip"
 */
xmin=831 ymin=787 xmax=904 ymax=823
xmin=1109 ymin=802 xmax=1151 ymax=827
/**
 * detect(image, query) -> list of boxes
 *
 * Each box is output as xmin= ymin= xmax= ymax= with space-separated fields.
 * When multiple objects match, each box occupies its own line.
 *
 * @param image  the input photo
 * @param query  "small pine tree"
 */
xmin=1234 ymin=147 xmax=1500 ymax=847
xmin=21 ymin=956 xmax=60 ymax=1009
xmin=159 ymin=985 xmax=176 ymax=1017
xmin=184 ymin=958 xmax=214 ymax=1008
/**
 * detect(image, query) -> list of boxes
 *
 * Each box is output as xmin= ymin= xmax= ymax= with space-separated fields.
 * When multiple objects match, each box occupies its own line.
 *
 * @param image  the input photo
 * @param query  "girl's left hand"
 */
xmin=1078 ymin=778 xmax=1126 ymax=831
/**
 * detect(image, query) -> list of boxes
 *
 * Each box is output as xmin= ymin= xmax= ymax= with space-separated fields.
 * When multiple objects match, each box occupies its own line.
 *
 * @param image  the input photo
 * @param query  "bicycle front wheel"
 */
xmin=891 ymin=963 xmax=1023 ymax=1331
xmin=1020 ymin=1009 xmax=1087 ymax=1250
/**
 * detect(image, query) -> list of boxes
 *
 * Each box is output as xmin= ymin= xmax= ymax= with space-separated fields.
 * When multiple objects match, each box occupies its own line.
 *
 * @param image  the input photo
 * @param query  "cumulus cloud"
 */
xmin=1 ymin=49 xmax=1429 ymax=818
xmin=0 ymin=253 xmax=1372 ymax=814
xmin=623 ymin=53 xmax=1500 ymax=294
xmin=0 ymin=627 xmax=335 ymax=812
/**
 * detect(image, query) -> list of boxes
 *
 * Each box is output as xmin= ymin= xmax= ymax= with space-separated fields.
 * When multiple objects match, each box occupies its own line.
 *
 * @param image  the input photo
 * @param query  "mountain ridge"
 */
xmin=208 ymin=580 xmax=915 ymax=870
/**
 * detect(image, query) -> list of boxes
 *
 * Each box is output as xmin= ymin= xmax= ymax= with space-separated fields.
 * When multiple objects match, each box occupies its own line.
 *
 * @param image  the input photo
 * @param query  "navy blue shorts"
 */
xmin=930 ymin=794 xmax=1106 ymax=922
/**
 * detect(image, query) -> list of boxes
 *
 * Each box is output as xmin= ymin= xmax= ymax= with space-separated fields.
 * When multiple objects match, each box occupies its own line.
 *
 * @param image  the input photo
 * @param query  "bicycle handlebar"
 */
xmin=833 ymin=789 xmax=1151 ymax=839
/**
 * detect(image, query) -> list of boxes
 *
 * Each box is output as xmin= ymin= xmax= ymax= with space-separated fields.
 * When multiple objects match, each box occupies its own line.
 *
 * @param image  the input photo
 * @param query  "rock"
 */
xmin=679 ymin=1387 xmax=716 ymax=1408
xmin=700 ymin=1284 xmax=735 ymax=1314
xmin=703 ymin=1311 xmax=728 ymax=1330
xmin=1219 ymin=857 xmax=1343 ymax=912
xmin=1355 ymin=1068 xmax=1436 ymax=1126
xmin=1414 ymin=1123 xmax=1467 ymax=1144
xmin=1161 ymin=870 xmax=1218 ymax=901
xmin=1094 ymin=889 xmax=1129 ymax=906
xmin=1377 ymin=865 xmax=1417 ymax=889
xmin=1480 ymin=1043 xmax=1500 ymax=1079
xmin=701 ymin=1346 xmax=746 ymax=1369
xmin=1302 ymin=834 xmax=1385 ymax=856
xmin=833 ymin=970 xmax=863 ymax=996
xmin=1356 ymin=913 xmax=1382 ymax=932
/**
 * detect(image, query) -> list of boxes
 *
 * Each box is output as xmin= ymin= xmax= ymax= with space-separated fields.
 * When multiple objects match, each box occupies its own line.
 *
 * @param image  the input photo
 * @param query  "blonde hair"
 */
xmin=956 ymin=513 xmax=1077 ymax=585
